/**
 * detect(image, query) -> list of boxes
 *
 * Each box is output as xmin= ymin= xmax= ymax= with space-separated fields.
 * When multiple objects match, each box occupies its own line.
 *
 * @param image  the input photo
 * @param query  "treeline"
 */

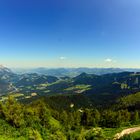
xmin=0 ymin=97 xmax=105 ymax=140
xmin=0 ymin=97 xmax=140 ymax=139
xmin=52 ymin=109 xmax=140 ymax=129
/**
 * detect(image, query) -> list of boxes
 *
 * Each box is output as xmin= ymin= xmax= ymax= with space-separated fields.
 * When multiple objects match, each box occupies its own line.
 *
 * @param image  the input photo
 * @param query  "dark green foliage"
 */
xmin=81 ymin=109 xmax=100 ymax=126
xmin=120 ymin=135 xmax=134 ymax=140
xmin=2 ymin=96 xmax=25 ymax=127
xmin=43 ymin=94 xmax=92 ymax=111
xmin=118 ymin=92 xmax=140 ymax=110
xmin=100 ymin=110 xmax=131 ymax=128
xmin=0 ymin=96 xmax=140 ymax=139
xmin=85 ymin=128 xmax=105 ymax=140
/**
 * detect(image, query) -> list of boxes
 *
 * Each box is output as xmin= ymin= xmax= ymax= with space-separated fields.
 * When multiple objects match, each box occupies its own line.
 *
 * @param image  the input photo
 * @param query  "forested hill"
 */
xmin=0 ymin=94 xmax=140 ymax=139
xmin=1 ymin=66 xmax=140 ymax=108
xmin=0 ymin=66 xmax=140 ymax=139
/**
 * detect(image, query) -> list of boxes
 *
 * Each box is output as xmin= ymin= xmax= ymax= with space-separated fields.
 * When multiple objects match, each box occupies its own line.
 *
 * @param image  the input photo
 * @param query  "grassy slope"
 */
xmin=130 ymin=131 xmax=140 ymax=139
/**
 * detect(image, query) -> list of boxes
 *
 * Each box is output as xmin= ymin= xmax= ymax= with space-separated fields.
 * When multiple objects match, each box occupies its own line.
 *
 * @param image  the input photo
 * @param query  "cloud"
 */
xmin=105 ymin=58 xmax=113 ymax=62
xmin=60 ymin=56 xmax=67 ymax=60
xmin=105 ymin=58 xmax=117 ymax=63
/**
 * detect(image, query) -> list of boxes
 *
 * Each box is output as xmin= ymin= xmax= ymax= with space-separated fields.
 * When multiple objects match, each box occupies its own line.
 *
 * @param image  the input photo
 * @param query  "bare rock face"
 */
xmin=0 ymin=65 xmax=17 ymax=95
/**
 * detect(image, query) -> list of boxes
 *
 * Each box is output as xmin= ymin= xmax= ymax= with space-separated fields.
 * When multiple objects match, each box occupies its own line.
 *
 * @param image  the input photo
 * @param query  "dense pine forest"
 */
xmin=0 ymin=95 xmax=140 ymax=140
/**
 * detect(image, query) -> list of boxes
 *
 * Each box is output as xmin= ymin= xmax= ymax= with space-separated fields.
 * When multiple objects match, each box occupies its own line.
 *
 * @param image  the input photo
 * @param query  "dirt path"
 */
xmin=114 ymin=126 xmax=140 ymax=139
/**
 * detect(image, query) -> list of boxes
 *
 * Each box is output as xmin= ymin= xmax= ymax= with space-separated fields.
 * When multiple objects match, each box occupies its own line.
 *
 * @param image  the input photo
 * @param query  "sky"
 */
xmin=0 ymin=0 xmax=140 ymax=68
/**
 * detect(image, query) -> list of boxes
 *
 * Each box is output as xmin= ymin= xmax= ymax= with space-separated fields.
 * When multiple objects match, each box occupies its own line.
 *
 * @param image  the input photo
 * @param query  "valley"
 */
xmin=0 ymin=66 xmax=140 ymax=139
xmin=1 ymin=66 xmax=140 ymax=109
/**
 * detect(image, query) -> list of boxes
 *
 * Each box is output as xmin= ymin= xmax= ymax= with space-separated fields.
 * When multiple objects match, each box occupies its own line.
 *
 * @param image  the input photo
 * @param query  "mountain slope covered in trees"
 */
xmin=0 ymin=66 xmax=140 ymax=139
xmin=1 ymin=66 xmax=140 ymax=108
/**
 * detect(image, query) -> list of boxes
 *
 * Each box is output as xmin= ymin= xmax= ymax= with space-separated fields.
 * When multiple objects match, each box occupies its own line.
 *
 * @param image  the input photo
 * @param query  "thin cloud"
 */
xmin=105 ymin=58 xmax=113 ymax=62
xmin=60 ymin=56 xmax=67 ymax=60
xmin=105 ymin=58 xmax=117 ymax=63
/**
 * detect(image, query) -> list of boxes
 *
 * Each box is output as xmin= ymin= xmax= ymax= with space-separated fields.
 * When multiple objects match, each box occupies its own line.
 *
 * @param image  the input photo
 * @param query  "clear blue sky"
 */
xmin=0 ymin=0 xmax=140 ymax=68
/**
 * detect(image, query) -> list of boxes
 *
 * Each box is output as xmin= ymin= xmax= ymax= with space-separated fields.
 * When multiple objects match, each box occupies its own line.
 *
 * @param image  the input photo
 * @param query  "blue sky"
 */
xmin=0 ymin=0 xmax=140 ymax=68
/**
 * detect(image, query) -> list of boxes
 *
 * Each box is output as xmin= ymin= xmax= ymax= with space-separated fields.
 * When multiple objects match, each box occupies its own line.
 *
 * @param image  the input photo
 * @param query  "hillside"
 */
xmin=117 ymin=92 xmax=140 ymax=110
xmin=1 ymin=66 xmax=140 ymax=109
xmin=0 ymin=66 xmax=140 ymax=139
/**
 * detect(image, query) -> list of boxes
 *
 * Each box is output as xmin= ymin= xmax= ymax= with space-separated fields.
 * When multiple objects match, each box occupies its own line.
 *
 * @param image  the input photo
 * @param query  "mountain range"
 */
xmin=1 ymin=65 xmax=140 ymax=110
xmin=12 ymin=67 xmax=125 ymax=77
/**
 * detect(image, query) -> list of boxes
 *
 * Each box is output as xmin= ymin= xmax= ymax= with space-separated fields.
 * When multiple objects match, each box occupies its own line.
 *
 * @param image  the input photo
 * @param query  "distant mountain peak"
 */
xmin=0 ymin=65 xmax=13 ymax=74
xmin=78 ymin=72 xmax=97 ymax=77
xmin=0 ymin=65 xmax=5 ymax=68
xmin=79 ymin=72 xmax=87 ymax=76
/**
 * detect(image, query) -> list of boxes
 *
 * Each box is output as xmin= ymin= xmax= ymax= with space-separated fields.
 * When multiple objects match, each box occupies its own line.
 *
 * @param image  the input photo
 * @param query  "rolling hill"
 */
xmin=1 ymin=66 xmax=140 ymax=109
